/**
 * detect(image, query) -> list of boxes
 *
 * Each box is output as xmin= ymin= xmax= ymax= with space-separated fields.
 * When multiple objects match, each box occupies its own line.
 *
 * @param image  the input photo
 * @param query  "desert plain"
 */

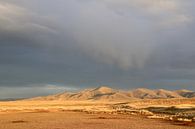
xmin=0 ymin=87 xmax=195 ymax=129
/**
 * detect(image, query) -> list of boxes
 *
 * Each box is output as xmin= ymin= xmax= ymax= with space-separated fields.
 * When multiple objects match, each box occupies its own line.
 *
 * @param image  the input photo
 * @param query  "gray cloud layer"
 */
xmin=0 ymin=0 xmax=195 ymax=98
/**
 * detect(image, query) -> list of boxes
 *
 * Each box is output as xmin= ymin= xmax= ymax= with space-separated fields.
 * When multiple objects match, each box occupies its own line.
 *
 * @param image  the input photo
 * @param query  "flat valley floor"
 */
xmin=0 ymin=111 xmax=194 ymax=129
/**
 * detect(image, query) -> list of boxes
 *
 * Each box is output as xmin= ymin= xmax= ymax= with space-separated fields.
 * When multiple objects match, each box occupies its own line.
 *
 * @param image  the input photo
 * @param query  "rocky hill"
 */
xmin=31 ymin=86 xmax=195 ymax=101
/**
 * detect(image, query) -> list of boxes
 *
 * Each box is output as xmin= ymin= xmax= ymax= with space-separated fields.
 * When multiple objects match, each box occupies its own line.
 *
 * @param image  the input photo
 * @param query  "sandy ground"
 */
xmin=0 ymin=111 xmax=194 ymax=129
xmin=0 ymin=100 xmax=194 ymax=129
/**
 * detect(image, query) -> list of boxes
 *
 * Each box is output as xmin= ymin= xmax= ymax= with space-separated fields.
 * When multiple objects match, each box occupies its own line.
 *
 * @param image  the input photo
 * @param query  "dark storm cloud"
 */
xmin=0 ymin=0 xmax=195 ymax=98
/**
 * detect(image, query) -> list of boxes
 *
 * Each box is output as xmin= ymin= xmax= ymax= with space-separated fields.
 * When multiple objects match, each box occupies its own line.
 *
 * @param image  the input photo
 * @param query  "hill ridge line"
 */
xmin=30 ymin=86 xmax=195 ymax=101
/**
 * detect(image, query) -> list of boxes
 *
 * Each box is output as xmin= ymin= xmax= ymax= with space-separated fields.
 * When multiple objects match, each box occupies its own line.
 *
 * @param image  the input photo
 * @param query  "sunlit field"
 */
xmin=0 ymin=99 xmax=195 ymax=129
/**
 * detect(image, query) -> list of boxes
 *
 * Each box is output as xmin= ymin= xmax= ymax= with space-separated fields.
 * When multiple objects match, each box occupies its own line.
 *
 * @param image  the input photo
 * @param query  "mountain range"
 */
xmin=32 ymin=86 xmax=195 ymax=101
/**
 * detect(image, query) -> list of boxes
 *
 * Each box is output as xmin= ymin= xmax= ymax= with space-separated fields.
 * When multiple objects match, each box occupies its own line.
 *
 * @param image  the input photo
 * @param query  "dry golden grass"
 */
xmin=0 ymin=111 xmax=194 ymax=129
xmin=127 ymin=98 xmax=195 ymax=108
xmin=0 ymin=99 xmax=194 ymax=129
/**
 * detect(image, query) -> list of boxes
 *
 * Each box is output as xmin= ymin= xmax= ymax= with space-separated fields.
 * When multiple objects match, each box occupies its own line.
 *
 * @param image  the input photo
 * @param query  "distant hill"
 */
xmin=175 ymin=89 xmax=195 ymax=98
xmin=30 ymin=86 xmax=195 ymax=101
xmin=0 ymin=98 xmax=25 ymax=101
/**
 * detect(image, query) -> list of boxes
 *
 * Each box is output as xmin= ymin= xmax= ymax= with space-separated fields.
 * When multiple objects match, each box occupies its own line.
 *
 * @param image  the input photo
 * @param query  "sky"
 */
xmin=0 ymin=0 xmax=195 ymax=98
